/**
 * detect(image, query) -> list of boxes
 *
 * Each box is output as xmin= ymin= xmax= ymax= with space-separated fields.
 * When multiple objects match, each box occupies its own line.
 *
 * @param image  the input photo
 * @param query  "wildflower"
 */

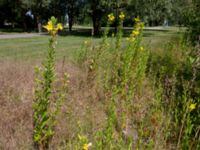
xmin=43 ymin=17 xmax=63 ymax=35
xmin=132 ymin=30 xmax=140 ymax=36
xmin=189 ymin=103 xmax=196 ymax=111
xmin=119 ymin=12 xmax=125 ymax=21
xmin=83 ymin=142 xmax=92 ymax=150
xmin=56 ymin=23 xmax=63 ymax=31
xmin=108 ymin=13 xmax=115 ymax=22
xmin=43 ymin=21 xmax=53 ymax=32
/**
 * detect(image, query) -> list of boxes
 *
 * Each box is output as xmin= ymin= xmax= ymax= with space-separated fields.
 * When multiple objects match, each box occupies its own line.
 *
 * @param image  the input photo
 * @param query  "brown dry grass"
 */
xmin=0 ymin=61 xmax=34 ymax=149
xmin=0 ymin=60 xmax=106 ymax=149
xmin=0 ymin=59 xmax=166 ymax=149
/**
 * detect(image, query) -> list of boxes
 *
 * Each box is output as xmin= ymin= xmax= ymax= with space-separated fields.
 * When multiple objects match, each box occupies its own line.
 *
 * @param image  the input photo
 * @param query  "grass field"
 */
xmin=0 ymin=27 xmax=181 ymax=61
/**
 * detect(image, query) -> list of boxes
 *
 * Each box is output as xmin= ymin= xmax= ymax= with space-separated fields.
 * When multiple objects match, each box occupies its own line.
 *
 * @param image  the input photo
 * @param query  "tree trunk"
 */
xmin=69 ymin=16 xmax=73 ymax=32
xmin=92 ymin=10 xmax=101 ymax=36
xmin=68 ymin=3 xmax=74 ymax=33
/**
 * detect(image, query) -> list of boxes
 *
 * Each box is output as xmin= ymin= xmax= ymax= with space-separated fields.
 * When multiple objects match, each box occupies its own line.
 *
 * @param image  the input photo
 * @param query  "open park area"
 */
xmin=0 ymin=0 xmax=200 ymax=150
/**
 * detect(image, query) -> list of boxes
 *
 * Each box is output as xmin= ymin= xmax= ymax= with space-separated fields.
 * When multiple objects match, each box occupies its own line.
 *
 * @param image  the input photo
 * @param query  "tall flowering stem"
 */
xmin=116 ymin=12 xmax=125 ymax=49
xmin=33 ymin=16 xmax=65 ymax=150
xmin=102 ymin=13 xmax=115 ymax=46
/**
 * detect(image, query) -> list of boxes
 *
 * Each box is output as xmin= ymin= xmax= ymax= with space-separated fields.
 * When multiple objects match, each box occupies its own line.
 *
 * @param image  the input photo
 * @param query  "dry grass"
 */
xmin=0 ymin=61 xmax=34 ymax=149
xmin=0 ymin=60 xmax=107 ymax=149
xmin=0 ymin=58 xmax=191 ymax=149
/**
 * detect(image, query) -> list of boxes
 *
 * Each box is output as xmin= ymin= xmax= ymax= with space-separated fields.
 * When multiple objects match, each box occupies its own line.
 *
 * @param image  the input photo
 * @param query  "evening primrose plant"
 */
xmin=90 ymin=14 xmax=149 ymax=149
xmin=33 ymin=16 xmax=68 ymax=150
xmin=75 ymin=13 xmax=149 ymax=149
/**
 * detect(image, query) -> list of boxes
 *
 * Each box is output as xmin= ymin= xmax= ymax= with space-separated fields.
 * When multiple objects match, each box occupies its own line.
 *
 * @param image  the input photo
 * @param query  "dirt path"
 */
xmin=0 ymin=33 xmax=45 ymax=39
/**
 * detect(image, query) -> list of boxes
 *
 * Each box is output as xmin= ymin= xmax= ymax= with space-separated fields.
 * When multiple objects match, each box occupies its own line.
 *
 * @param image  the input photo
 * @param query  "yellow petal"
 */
xmin=43 ymin=21 xmax=53 ymax=31
xmin=119 ymin=12 xmax=125 ymax=20
xmin=189 ymin=103 xmax=196 ymax=111
xmin=56 ymin=23 xmax=63 ymax=30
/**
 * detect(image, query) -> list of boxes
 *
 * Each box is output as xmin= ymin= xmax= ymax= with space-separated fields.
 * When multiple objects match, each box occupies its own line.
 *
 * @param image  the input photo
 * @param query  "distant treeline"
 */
xmin=0 ymin=0 xmax=199 ymax=41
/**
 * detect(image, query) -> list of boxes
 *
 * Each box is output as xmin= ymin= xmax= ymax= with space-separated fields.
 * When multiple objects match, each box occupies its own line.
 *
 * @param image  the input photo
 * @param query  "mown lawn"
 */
xmin=0 ymin=36 xmax=90 ymax=61
xmin=0 ymin=27 xmax=182 ymax=62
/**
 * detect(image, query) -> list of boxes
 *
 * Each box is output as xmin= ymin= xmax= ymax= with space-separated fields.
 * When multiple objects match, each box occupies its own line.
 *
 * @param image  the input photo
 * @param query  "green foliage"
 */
xmin=148 ymin=39 xmax=200 ymax=149
xmin=184 ymin=0 xmax=200 ymax=44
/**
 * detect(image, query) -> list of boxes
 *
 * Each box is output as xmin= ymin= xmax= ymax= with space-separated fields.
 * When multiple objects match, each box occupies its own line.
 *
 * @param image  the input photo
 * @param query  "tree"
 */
xmin=65 ymin=0 xmax=79 ymax=32
xmin=86 ymin=0 xmax=106 ymax=35
xmin=83 ymin=0 xmax=128 ymax=36
xmin=20 ymin=0 xmax=52 ymax=22
xmin=184 ymin=0 xmax=200 ymax=44
xmin=0 ymin=0 xmax=26 ymax=27
xmin=53 ymin=0 xmax=83 ymax=32
xmin=127 ymin=0 xmax=174 ymax=26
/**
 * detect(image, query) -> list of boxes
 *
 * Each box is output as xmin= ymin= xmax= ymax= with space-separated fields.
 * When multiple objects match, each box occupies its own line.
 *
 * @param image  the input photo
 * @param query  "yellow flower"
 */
xmin=108 ymin=13 xmax=115 ymax=22
xmin=119 ymin=12 xmax=125 ymax=21
xmin=43 ymin=21 xmax=53 ymax=31
xmin=132 ymin=30 xmax=140 ymax=36
xmin=140 ymin=46 xmax=144 ymax=51
xmin=189 ymin=103 xmax=196 ymax=111
xmin=83 ymin=143 xmax=92 ymax=150
xmin=43 ymin=17 xmax=63 ymax=35
xmin=56 ymin=23 xmax=63 ymax=31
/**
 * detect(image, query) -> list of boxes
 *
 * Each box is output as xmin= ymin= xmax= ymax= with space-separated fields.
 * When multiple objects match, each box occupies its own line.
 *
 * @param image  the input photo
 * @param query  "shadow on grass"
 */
xmin=0 ymin=27 xmax=177 ymax=38
xmin=59 ymin=29 xmax=94 ymax=37
xmin=0 ymin=28 xmax=24 ymax=33
xmin=0 ymin=27 xmax=39 ymax=33
xmin=59 ymin=28 xmax=172 ymax=38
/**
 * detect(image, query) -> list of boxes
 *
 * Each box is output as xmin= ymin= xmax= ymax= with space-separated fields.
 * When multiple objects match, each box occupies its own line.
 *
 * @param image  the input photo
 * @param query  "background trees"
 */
xmin=0 ymin=0 xmax=189 ymax=28
xmin=0 ymin=0 xmax=199 ymax=42
xmin=0 ymin=0 xmax=25 ymax=27
xmin=184 ymin=0 xmax=200 ymax=44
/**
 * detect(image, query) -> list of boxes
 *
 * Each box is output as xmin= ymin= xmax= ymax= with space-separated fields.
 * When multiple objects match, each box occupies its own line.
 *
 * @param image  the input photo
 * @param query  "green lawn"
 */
xmin=0 ymin=27 xmax=182 ymax=62
xmin=0 ymin=36 xmax=92 ymax=61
